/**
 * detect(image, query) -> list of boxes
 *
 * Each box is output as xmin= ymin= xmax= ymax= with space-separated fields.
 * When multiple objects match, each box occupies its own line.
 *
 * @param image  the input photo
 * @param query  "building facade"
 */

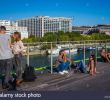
xmin=97 ymin=24 xmax=110 ymax=35
xmin=72 ymin=26 xmax=92 ymax=33
xmin=0 ymin=20 xmax=28 ymax=39
xmin=17 ymin=16 xmax=72 ymax=37
xmin=72 ymin=25 xmax=110 ymax=35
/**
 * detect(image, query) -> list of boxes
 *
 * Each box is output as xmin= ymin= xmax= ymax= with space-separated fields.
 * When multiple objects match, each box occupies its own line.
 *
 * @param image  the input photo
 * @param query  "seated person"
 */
xmin=100 ymin=48 xmax=109 ymax=62
xmin=88 ymin=55 xmax=97 ymax=75
xmin=107 ymin=53 xmax=110 ymax=60
xmin=76 ymin=60 xmax=87 ymax=73
xmin=55 ymin=50 xmax=71 ymax=75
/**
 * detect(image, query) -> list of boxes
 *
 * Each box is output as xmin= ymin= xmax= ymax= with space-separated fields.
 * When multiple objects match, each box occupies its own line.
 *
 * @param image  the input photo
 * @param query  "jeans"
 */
xmin=57 ymin=62 xmax=70 ymax=72
xmin=76 ymin=60 xmax=87 ymax=73
xmin=0 ymin=58 xmax=13 ymax=84
xmin=13 ymin=54 xmax=23 ymax=80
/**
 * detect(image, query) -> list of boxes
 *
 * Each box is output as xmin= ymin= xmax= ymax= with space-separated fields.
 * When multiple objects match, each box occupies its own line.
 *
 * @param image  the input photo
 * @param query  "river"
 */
xmin=24 ymin=49 xmax=101 ymax=68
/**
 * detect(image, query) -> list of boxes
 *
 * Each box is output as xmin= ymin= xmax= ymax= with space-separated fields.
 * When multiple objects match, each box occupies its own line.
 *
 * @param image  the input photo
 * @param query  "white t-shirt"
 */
xmin=0 ymin=34 xmax=13 ymax=60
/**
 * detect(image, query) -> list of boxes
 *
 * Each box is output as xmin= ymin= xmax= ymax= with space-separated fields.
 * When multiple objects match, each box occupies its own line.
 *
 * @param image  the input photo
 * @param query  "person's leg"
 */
xmin=0 ymin=60 xmax=6 ymax=88
xmin=15 ymin=55 xmax=23 ymax=85
xmin=56 ymin=63 xmax=64 ymax=72
xmin=90 ymin=66 xmax=94 ymax=75
xmin=76 ymin=61 xmax=85 ymax=73
xmin=17 ymin=55 xmax=23 ymax=80
xmin=4 ymin=59 xmax=13 ymax=82
xmin=4 ymin=58 xmax=16 ymax=90
xmin=94 ymin=66 xmax=97 ymax=74
xmin=63 ymin=62 xmax=70 ymax=71
xmin=79 ymin=61 xmax=87 ymax=73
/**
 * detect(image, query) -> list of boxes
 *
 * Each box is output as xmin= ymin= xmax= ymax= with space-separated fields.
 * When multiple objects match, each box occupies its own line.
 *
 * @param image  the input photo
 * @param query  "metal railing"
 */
xmin=24 ymin=40 xmax=110 ymax=74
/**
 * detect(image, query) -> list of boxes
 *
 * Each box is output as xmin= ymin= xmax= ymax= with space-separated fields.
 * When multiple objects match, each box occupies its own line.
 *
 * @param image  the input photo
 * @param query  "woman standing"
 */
xmin=12 ymin=32 xmax=25 ymax=85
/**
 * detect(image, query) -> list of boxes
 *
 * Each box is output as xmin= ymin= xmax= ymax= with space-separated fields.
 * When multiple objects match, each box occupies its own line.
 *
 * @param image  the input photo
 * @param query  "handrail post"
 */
xmin=95 ymin=42 xmax=97 ymax=64
xmin=69 ymin=42 xmax=72 ymax=70
xmin=27 ymin=43 xmax=29 ymax=66
xmin=69 ymin=42 xmax=71 ymax=61
xmin=83 ymin=41 xmax=86 ymax=67
xmin=105 ymin=40 xmax=107 ymax=53
xmin=50 ymin=42 xmax=53 ymax=74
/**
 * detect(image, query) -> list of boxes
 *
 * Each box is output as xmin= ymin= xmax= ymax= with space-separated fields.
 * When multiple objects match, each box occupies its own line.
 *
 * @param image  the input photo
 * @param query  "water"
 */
xmin=25 ymin=49 xmax=101 ymax=68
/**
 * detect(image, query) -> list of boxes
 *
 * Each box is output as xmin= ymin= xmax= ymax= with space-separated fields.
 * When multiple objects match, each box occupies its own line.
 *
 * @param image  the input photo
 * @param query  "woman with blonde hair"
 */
xmin=56 ymin=50 xmax=71 ymax=75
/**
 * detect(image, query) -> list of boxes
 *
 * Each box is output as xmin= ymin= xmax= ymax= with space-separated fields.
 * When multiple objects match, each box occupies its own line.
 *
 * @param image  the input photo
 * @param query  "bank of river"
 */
xmin=24 ymin=50 xmax=100 ymax=68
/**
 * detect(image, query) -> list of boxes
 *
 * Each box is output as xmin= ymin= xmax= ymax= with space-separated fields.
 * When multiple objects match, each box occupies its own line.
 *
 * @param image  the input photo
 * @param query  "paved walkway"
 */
xmin=0 ymin=62 xmax=110 ymax=91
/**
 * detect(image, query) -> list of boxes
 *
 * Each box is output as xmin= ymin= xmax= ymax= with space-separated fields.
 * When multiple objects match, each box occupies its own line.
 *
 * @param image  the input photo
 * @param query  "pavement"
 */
xmin=0 ymin=62 xmax=110 ymax=91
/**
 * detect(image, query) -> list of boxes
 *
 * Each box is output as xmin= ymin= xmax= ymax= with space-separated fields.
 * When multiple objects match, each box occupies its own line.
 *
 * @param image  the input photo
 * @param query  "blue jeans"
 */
xmin=57 ymin=62 xmax=70 ymax=72
xmin=76 ymin=60 xmax=87 ymax=73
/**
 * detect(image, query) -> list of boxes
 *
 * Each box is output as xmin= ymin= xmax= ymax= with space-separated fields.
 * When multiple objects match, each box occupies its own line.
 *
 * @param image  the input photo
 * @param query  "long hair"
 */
xmin=91 ymin=54 xmax=96 ymax=66
xmin=14 ymin=32 xmax=21 ymax=41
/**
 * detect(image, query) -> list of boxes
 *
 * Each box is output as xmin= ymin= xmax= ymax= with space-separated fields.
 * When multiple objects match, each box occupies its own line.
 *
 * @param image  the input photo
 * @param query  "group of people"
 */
xmin=0 ymin=26 xmax=25 ymax=90
xmin=55 ymin=47 xmax=110 ymax=76
xmin=55 ymin=50 xmax=97 ymax=76
xmin=0 ymin=25 xmax=110 ymax=91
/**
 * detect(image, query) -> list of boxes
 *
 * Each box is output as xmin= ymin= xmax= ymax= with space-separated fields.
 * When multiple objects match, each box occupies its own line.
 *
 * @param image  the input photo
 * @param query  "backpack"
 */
xmin=22 ymin=64 xmax=36 ymax=82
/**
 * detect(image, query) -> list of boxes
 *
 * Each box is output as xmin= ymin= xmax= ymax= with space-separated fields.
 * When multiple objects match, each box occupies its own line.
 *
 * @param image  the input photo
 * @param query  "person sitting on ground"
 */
xmin=107 ymin=53 xmax=110 ymax=60
xmin=88 ymin=55 xmax=96 ymax=75
xmin=55 ymin=50 xmax=71 ymax=75
xmin=100 ymin=48 xmax=109 ymax=62
xmin=75 ymin=60 xmax=87 ymax=73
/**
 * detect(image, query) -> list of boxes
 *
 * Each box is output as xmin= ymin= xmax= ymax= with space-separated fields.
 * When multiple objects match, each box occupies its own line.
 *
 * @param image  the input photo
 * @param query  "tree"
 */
xmin=22 ymin=31 xmax=110 ymax=43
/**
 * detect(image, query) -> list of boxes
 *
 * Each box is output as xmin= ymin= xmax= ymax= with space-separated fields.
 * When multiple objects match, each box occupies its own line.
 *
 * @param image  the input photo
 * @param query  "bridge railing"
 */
xmin=23 ymin=40 xmax=110 ymax=74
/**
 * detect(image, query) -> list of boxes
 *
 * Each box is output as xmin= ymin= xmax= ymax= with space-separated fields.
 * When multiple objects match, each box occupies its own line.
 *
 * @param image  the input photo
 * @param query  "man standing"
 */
xmin=0 ymin=26 xmax=15 ymax=90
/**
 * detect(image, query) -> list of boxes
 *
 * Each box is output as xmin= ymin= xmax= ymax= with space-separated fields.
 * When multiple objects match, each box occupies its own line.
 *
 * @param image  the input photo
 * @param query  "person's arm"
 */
xmin=8 ymin=35 xmax=12 ymax=48
xmin=18 ymin=41 xmax=26 ymax=53
xmin=57 ymin=56 xmax=64 ymax=63
xmin=67 ymin=57 xmax=71 ymax=62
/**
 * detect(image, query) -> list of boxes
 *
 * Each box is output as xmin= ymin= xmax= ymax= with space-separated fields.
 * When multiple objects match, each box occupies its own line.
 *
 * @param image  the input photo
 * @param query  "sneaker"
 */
xmin=63 ymin=70 xmax=69 ymax=74
xmin=59 ymin=72 xmax=64 ymax=75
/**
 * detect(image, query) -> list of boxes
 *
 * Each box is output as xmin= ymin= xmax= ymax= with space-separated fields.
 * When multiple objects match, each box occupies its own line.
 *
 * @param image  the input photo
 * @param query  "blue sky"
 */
xmin=0 ymin=0 xmax=110 ymax=26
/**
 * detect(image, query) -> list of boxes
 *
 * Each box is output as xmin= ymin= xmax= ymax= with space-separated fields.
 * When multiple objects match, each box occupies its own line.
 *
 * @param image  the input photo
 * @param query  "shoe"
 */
xmin=59 ymin=72 xmax=64 ymax=75
xmin=16 ymin=80 xmax=23 ymax=86
xmin=8 ymin=79 xmax=17 ymax=91
xmin=63 ymin=70 xmax=69 ymax=74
